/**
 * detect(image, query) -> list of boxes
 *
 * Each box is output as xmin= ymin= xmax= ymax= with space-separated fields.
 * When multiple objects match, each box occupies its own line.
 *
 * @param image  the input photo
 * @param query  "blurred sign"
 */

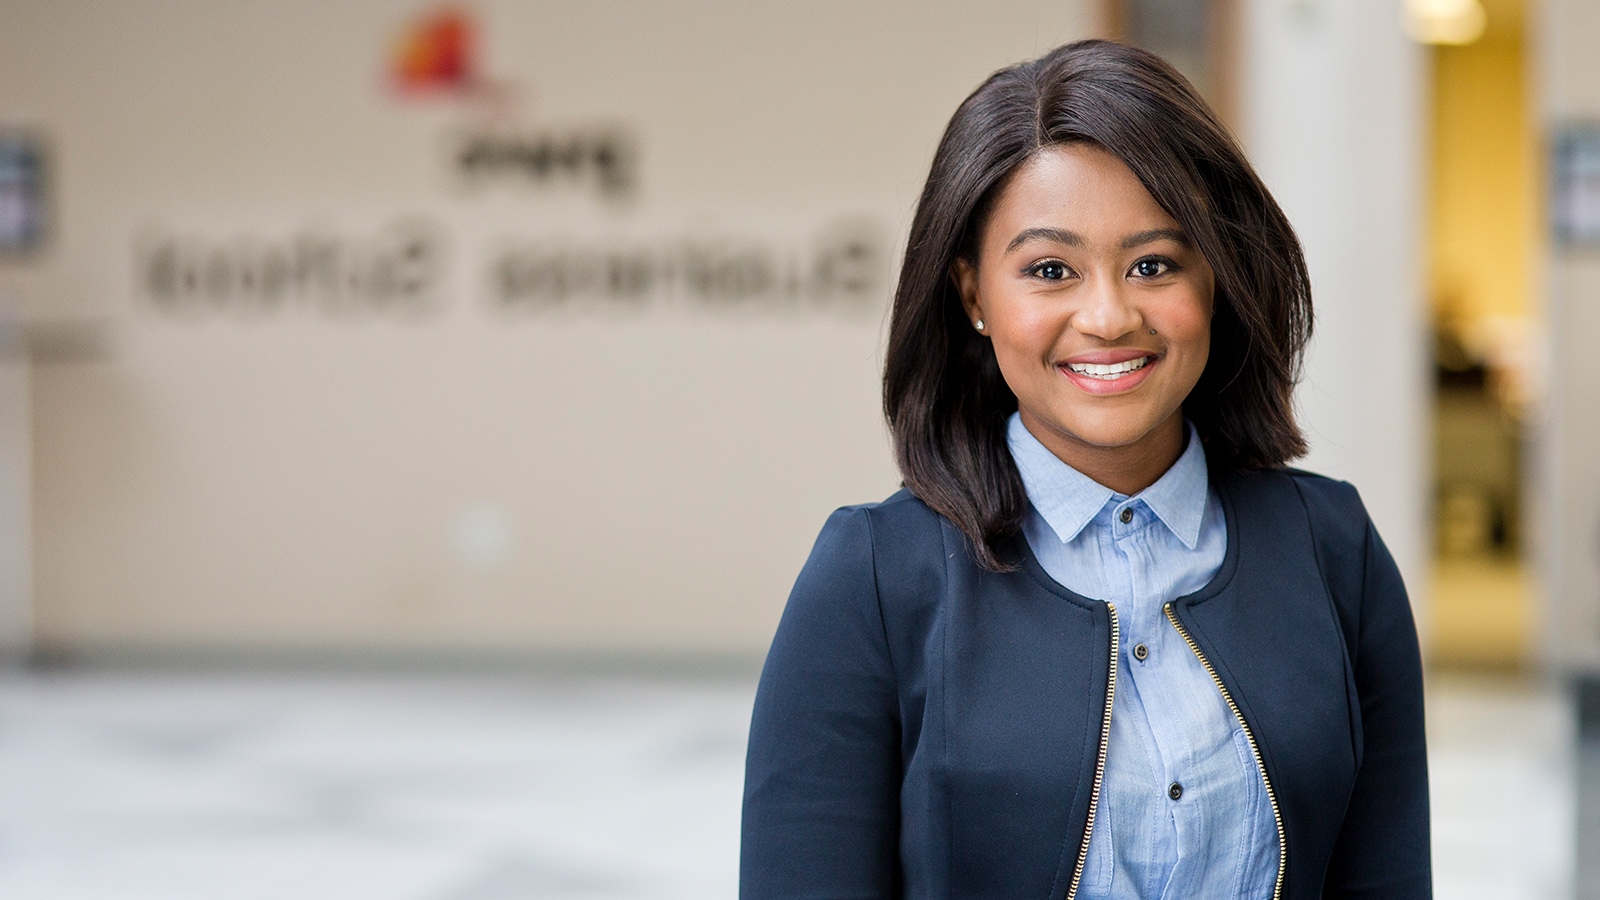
xmin=136 ymin=219 xmax=450 ymax=319
xmin=0 ymin=133 xmax=46 ymax=256
xmin=488 ymin=219 xmax=884 ymax=314
xmin=1553 ymin=125 xmax=1600 ymax=248
xmin=129 ymin=5 xmax=889 ymax=321
xmin=131 ymin=216 xmax=886 ymax=319
xmin=454 ymin=128 xmax=638 ymax=199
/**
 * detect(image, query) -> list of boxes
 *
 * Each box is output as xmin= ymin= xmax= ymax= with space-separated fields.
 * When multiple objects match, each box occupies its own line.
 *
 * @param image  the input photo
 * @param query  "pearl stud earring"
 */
xmin=975 ymin=319 xmax=985 ymax=332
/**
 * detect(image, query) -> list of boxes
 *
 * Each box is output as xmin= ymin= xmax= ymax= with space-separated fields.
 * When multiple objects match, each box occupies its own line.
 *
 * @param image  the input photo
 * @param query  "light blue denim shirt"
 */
xmin=1007 ymin=413 xmax=1278 ymax=899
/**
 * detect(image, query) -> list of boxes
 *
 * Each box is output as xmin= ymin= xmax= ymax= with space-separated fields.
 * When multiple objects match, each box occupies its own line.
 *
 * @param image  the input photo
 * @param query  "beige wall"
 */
xmin=1 ymin=0 xmax=1101 ymax=656
xmin=1536 ymin=0 xmax=1600 ymax=672
xmin=0 ymin=0 xmax=1433 ymax=661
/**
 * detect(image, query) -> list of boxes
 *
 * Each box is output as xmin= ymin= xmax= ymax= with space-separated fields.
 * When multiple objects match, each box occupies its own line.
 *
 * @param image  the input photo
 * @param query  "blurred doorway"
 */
xmin=1422 ymin=0 xmax=1539 ymax=670
xmin=1099 ymin=0 xmax=1240 ymax=126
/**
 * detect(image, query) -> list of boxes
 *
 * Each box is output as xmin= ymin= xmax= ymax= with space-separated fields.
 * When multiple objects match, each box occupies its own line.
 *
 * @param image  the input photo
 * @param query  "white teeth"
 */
xmin=1066 ymin=356 xmax=1150 ymax=379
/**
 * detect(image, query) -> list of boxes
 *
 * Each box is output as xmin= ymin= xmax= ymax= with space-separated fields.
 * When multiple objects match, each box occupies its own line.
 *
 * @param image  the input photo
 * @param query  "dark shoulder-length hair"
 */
xmin=884 ymin=39 xmax=1312 ymax=571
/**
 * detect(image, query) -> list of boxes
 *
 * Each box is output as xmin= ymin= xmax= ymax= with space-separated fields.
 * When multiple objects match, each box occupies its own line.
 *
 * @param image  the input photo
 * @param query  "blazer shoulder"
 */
xmin=826 ymin=487 xmax=951 ymax=582
xmin=1281 ymin=467 xmax=1370 ymax=557
xmin=1281 ymin=466 xmax=1364 ymax=511
xmin=852 ymin=487 xmax=946 ymax=538
xmin=1218 ymin=466 xmax=1379 ymax=614
xmin=1222 ymin=466 xmax=1368 ymax=545
xmin=1246 ymin=468 xmax=1386 ymax=644
xmin=817 ymin=488 xmax=954 ymax=624
xmin=805 ymin=487 xmax=947 ymax=576
xmin=839 ymin=485 xmax=934 ymax=518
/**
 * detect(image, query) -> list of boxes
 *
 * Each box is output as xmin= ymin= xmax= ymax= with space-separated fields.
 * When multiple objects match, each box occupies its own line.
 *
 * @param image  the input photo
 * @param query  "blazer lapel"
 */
xmin=942 ymin=536 xmax=1113 ymax=899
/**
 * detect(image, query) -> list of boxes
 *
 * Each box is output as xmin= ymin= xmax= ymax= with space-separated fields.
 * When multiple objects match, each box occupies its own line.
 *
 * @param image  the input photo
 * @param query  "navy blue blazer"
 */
xmin=742 ymin=467 xmax=1429 ymax=899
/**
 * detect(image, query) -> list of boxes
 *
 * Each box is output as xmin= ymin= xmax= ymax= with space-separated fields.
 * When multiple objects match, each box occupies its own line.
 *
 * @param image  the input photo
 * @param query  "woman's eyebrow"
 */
xmin=1119 ymin=228 xmax=1190 ymax=250
xmin=1003 ymin=226 xmax=1190 ymax=253
xmin=1004 ymin=227 xmax=1082 ymax=252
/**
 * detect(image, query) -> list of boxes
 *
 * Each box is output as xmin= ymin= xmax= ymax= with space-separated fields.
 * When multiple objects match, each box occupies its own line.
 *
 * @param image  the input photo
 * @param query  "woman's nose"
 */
xmin=1071 ymin=275 xmax=1143 ymax=340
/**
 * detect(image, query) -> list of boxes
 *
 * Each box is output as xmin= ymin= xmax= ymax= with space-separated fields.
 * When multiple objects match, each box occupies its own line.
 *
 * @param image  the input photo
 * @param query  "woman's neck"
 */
xmin=1019 ymin=410 xmax=1188 ymax=497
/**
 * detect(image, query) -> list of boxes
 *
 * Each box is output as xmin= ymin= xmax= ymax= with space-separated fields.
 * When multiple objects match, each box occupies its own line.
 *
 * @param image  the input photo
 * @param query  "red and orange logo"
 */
xmin=389 ymin=6 xmax=477 ymax=96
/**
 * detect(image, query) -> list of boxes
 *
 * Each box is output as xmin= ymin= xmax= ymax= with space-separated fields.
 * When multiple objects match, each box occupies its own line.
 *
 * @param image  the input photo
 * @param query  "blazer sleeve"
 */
xmin=1320 ymin=505 xmax=1432 ymax=898
xmin=741 ymin=506 xmax=901 ymax=900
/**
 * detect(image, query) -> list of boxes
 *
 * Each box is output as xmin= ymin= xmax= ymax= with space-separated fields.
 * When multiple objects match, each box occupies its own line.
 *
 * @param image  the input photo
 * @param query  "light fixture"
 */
xmin=1403 ymin=0 xmax=1488 ymax=45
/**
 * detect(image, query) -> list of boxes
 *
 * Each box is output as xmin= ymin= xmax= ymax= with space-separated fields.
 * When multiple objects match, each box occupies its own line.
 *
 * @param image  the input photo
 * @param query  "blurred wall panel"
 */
xmin=0 ymin=1 xmax=1097 ymax=656
xmin=0 ymin=295 xmax=26 ymax=660
xmin=1240 ymin=0 xmax=1430 ymax=615
xmin=1539 ymin=0 xmax=1600 ymax=674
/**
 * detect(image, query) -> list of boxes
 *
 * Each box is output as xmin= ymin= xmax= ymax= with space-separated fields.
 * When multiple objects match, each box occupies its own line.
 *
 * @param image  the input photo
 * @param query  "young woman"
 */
xmin=741 ymin=40 xmax=1429 ymax=900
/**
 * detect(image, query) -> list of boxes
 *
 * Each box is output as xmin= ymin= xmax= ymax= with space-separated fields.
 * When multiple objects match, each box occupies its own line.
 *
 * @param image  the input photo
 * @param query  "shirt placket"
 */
xmin=1121 ymin=502 xmax=1204 ymax=897
xmin=1106 ymin=502 xmax=1159 ymax=898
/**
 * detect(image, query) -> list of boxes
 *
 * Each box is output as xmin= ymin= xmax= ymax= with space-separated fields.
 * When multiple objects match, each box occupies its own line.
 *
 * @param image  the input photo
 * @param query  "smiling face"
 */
xmin=955 ymin=142 xmax=1215 ymax=494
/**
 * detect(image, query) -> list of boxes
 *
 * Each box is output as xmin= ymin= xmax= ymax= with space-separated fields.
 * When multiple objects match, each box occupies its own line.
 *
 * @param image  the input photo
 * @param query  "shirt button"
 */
xmin=1119 ymin=508 xmax=1133 ymax=524
xmin=1168 ymin=782 xmax=1183 ymax=801
xmin=1133 ymin=643 xmax=1148 ymax=662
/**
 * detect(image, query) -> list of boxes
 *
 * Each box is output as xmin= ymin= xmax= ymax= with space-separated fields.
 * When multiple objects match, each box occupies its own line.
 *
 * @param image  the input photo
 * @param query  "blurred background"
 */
xmin=0 ymin=0 xmax=1595 ymax=896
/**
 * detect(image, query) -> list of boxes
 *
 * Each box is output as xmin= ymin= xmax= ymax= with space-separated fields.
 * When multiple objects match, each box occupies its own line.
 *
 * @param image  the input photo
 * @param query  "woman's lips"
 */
xmin=1058 ymin=352 xmax=1159 ymax=395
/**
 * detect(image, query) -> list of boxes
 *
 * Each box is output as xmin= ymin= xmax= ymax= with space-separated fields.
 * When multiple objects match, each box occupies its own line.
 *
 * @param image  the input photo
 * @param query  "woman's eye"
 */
xmin=1131 ymin=258 xmax=1173 ymax=278
xmin=1028 ymin=261 xmax=1070 ymax=280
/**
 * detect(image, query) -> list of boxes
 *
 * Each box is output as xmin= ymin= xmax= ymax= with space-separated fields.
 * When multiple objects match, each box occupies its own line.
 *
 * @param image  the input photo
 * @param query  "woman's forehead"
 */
xmin=983 ymin=145 xmax=1184 ymax=252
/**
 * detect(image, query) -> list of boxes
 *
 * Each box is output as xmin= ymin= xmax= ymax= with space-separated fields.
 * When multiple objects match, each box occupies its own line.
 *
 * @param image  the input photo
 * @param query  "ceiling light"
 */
xmin=1403 ymin=0 xmax=1488 ymax=45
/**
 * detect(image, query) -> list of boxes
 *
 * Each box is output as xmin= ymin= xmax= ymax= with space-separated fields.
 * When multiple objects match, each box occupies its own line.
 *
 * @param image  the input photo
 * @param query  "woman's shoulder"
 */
xmin=843 ymin=486 xmax=947 ymax=534
xmin=810 ymin=487 xmax=951 ymax=572
xmin=798 ymin=488 xmax=962 ymax=612
xmin=1219 ymin=465 xmax=1382 ymax=585
xmin=1218 ymin=465 xmax=1369 ymax=528
xmin=784 ymin=490 xmax=952 ymax=651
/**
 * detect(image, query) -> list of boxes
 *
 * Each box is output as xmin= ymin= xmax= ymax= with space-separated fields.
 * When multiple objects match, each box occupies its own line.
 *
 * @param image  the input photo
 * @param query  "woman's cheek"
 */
xmin=1156 ymin=291 xmax=1212 ymax=348
xmin=1002 ymin=299 xmax=1070 ymax=357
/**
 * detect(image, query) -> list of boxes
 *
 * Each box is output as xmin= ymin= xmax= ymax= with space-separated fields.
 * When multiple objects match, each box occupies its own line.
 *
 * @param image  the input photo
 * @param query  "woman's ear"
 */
xmin=952 ymin=258 xmax=984 ymax=330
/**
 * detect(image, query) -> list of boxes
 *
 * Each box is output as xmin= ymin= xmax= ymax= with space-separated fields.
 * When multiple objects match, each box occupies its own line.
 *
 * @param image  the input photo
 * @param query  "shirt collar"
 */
xmin=1006 ymin=413 xmax=1211 ymax=549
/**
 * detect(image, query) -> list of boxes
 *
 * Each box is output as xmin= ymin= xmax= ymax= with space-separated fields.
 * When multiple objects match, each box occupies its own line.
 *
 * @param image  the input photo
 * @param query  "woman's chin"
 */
xmin=1023 ymin=406 xmax=1184 ymax=457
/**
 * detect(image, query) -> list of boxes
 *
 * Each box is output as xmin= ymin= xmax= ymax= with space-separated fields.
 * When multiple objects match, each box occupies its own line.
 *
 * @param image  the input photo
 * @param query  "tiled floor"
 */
xmin=1427 ymin=673 xmax=1574 ymax=899
xmin=0 ymin=671 xmax=752 ymax=899
xmin=0 ymin=667 xmax=1577 ymax=898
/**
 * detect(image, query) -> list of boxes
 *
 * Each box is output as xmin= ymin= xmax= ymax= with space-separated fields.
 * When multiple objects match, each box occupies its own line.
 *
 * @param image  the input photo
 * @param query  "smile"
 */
xmin=1064 ymin=356 xmax=1151 ymax=380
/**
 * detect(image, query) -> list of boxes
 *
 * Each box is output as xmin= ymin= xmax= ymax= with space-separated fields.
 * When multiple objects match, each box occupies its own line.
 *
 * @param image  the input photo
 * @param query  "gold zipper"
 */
xmin=1065 ymin=602 xmax=1117 ymax=900
xmin=1164 ymin=602 xmax=1287 ymax=900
